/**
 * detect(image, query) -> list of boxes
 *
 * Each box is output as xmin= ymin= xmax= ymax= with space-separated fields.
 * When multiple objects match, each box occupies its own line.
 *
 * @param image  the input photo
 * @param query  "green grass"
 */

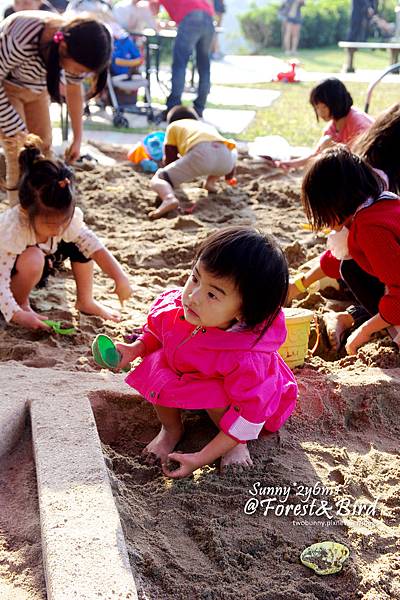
xmin=237 ymin=81 xmax=400 ymax=145
xmin=260 ymin=45 xmax=392 ymax=72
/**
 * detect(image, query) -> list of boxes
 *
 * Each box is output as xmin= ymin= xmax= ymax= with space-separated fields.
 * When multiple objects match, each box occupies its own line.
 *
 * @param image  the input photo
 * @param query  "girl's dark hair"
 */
xmin=45 ymin=17 xmax=112 ymax=102
xmin=301 ymin=146 xmax=384 ymax=230
xmin=195 ymin=227 xmax=289 ymax=335
xmin=352 ymin=102 xmax=400 ymax=194
xmin=309 ymin=78 xmax=353 ymax=120
xmin=167 ymin=105 xmax=200 ymax=124
xmin=18 ymin=135 xmax=75 ymax=223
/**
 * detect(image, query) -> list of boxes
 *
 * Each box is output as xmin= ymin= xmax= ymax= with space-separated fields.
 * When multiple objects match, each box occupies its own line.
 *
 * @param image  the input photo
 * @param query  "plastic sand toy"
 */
xmin=300 ymin=541 xmax=350 ymax=575
xmin=43 ymin=320 xmax=76 ymax=336
xmin=91 ymin=334 xmax=131 ymax=372
xmin=92 ymin=334 xmax=121 ymax=369
xmin=278 ymin=307 xmax=314 ymax=368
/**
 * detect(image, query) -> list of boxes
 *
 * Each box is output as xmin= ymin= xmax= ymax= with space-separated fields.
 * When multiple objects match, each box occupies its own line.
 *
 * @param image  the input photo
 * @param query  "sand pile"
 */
xmin=0 ymin=152 xmax=399 ymax=599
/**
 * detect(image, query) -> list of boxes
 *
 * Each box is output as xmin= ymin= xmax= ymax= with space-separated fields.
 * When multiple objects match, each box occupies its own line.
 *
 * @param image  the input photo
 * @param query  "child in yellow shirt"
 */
xmin=149 ymin=105 xmax=237 ymax=219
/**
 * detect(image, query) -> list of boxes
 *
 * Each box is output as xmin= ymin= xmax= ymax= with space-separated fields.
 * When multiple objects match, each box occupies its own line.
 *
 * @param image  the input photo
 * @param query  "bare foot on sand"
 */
xmin=143 ymin=425 xmax=183 ymax=465
xmin=21 ymin=303 xmax=47 ymax=319
xmin=323 ymin=311 xmax=354 ymax=351
xmin=221 ymin=443 xmax=253 ymax=471
xmin=76 ymin=299 xmax=120 ymax=322
xmin=149 ymin=195 xmax=179 ymax=220
xmin=204 ymin=175 xmax=219 ymax=193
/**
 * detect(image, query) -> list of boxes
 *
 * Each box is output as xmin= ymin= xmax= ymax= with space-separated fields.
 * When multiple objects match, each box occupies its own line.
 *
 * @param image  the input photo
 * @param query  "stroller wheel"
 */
xmin=113 ymin=113 xmax=129 ymax=128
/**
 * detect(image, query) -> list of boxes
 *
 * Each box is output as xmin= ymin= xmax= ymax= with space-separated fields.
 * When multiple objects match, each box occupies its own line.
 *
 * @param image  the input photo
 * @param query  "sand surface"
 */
xmin=0 ymin=151 xmax=399 ymax=599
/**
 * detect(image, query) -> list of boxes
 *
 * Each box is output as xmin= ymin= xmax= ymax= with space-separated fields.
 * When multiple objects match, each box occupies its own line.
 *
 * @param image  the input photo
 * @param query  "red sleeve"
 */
xmin=320 ymin=250 xmax=341 ymax=280
xmin=164 ymin=144 xmax=178 ymax=165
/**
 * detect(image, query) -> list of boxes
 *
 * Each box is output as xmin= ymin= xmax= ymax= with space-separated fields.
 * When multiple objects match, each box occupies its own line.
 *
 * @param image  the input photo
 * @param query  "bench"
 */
xmin=338 ymin=41 xmax=400 ymax=72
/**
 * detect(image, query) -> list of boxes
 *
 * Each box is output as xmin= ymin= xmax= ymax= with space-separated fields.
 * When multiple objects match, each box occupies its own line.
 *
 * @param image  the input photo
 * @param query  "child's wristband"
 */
xmin=293 ymin=274 xmax=307 ymax=293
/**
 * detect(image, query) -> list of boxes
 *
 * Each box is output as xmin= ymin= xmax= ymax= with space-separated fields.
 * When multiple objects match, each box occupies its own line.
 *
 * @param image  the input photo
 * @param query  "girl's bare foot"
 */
xmin=323 ymin=311 xmax=354 ymax=351
xmin=76 ymin=299 xmax=120 ymax=322
xmin=221 ymin=443 xmax=253 ymax=471
xmin=204 ymin=175 xmax=219 ymax=193
xmin=149 ymin=195 xmax=179 ymax=220
xmin=143 ymin=425 xmax=183 ymax=465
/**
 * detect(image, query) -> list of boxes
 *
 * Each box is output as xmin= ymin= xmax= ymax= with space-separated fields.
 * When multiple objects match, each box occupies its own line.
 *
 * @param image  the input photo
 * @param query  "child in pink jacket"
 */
xmin=117 ymin=227 xmax=298 ymax=478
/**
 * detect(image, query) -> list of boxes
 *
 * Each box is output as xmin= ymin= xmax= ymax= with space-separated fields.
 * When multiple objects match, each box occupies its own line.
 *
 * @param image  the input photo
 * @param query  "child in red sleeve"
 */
xmin=289 ymin=103 xmax=400 ymax=348
xmin=301 ymin=146 xmax=400 ymax=355
xmin=116 ymin=227 xmax=297 ymax=479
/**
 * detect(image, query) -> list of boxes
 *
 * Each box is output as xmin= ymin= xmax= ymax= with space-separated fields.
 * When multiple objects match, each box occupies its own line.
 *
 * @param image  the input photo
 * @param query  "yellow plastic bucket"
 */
xmin=279 ymin=307 xmax=314 ymax=368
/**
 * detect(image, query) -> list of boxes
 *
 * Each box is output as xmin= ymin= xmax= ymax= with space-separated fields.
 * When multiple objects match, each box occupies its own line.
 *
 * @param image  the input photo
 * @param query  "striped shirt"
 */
xmin=0 ymin=11 xmax=84 ymax=137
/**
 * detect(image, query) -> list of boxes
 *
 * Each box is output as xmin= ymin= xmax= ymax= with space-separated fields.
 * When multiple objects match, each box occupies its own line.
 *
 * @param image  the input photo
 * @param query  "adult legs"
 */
xmin=194 ymin=15 xmax=215 ymax=116
xmin=290 ymin=23 xmax=301 ymax=53
xmin=167 ymin=12 xmax=203 ymax=112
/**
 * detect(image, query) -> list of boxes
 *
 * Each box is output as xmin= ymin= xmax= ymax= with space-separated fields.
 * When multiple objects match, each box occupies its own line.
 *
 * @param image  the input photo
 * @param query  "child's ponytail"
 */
xmin=18 ymin=136 xmax=75 ymax=219
xmin=18 ymin=135 xmax=44 ymax=174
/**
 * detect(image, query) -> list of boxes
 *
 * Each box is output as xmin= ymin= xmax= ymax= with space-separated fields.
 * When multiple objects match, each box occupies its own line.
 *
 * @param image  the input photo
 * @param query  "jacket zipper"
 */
xmin=173 ymin=325 xmax=204 ymax=375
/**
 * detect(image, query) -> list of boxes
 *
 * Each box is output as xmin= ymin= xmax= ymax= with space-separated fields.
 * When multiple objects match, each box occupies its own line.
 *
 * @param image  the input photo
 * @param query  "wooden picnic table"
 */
xmin=338 ymin=40 xmax=400 ymax=73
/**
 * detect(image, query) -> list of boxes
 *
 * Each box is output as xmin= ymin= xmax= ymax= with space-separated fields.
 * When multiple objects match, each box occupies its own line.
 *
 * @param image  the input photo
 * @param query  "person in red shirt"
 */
xmin=150 ymin=0 xmax=214 ymax=117
xmin=301 ymin=146 xmax=400 ymax=355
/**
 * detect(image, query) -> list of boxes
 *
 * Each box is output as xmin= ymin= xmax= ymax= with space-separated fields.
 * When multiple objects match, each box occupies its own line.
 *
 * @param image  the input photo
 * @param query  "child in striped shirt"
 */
xmin=0 ymin=12 xmax=112 ymax=205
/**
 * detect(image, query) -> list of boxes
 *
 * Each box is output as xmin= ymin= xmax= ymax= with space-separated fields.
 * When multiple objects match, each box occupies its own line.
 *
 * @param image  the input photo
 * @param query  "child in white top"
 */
xmin=0 ymin=137 xmax=133 ymax=330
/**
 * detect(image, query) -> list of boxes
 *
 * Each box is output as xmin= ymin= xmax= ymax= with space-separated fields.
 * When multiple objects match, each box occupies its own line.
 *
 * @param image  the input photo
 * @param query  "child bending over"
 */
xmin=149 ymin=105 xmax=237 ymax=219
xmin=117 ymin=227 xmax=298 ymax=479
xmin=288 ymin=103 xmax=400 ymax=347
xmin=301 ymin=146 xmax=400 ymax=355
xmin=276 ymin=78 xmax=373 ymax=171
xmin=0 ymin=138 xmax=133 ymax=330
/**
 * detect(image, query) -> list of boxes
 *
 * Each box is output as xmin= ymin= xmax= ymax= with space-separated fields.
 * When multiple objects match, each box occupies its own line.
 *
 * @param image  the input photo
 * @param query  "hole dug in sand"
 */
xmin=90 ymin=379 xmax=400 ymax=600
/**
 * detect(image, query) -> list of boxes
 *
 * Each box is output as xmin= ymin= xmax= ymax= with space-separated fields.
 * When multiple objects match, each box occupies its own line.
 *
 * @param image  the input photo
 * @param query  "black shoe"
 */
xmin=155 ymin=108 xmax=168 ymax=124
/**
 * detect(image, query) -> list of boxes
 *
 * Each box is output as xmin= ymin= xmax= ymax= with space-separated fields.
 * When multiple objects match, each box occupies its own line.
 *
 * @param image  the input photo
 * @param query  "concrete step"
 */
xmin=0 ymin=364 xmax=138 ymax=600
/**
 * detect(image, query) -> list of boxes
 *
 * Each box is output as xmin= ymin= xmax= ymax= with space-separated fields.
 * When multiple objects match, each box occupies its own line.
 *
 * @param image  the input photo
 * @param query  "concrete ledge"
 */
xmin=0 ymin=371 xmax=28 ymax=459
xmin=30 ymin=391 xmax=138 ymax=600
xmin=0 ymin=364 xmax=138 ymax=600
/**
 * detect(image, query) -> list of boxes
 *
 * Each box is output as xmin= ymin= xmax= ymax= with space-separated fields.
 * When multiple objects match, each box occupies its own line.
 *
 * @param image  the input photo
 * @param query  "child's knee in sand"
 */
xmin=0 ymin=137 xmax=133 ymax=330
xmin=16 ymin=246 xmax=45 ymax=278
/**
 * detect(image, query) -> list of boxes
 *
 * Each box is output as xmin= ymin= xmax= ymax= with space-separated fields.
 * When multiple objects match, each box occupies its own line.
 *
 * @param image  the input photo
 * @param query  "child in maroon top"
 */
xmin=301 ymin=146 xmax=400 ymax=355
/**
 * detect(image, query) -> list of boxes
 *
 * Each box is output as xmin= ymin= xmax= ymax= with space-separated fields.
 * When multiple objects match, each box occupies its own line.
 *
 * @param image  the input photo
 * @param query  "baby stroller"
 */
xmin=104 ymin=32 xmax=155 ymax=127
xmin=66 ymin=0 xmax=156 ymax=127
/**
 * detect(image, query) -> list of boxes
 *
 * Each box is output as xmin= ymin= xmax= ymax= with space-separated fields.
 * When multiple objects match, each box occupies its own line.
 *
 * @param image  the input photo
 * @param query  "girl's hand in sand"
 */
xmin=287 ymin=281 xmax=302 ymax=303
xmin=113 ymin=276 xmax=134 ymax=306
xmin=115 ymin=340 xmax=145 ymax=369
xmin=11 ymin=310 xmax=51 ymax=331
xmin=162 ymin=452 xmax=200 ymax=479
xmin=64 ymin=140 xmax=81 ymax=164
xmin=345 ymin=325 xmax=371 ymax=355
xmin=274 ymin=160 xmax=290 ymax=170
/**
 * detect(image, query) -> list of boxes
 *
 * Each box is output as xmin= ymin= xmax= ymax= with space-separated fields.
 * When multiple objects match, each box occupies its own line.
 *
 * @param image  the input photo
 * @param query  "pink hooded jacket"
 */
xmin=125 ymin=289 xmax=298 ymax=443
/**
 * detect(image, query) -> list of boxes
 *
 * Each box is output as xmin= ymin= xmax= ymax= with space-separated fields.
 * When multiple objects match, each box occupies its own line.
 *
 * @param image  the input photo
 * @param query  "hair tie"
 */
xmin=58 ymin=177 xmax=70 ymax=188
xmin=53 ymin=31 xmax=64 ymax=44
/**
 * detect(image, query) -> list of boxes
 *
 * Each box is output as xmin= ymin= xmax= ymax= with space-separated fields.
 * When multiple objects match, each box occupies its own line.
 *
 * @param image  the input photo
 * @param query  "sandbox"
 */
xmin=1 ymin=155 xmax=399 ymax=599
